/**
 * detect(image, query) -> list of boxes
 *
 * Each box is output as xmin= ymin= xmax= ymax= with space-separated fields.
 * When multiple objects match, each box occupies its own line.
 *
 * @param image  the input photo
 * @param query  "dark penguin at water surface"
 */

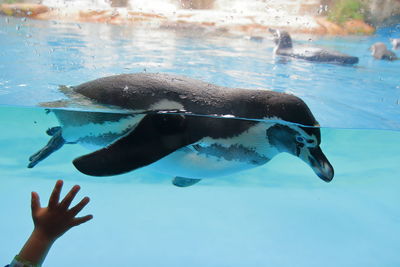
xmin=269 ymin=29 xmax=359 ymax=65
xmin=28 ymin=73 xmax=334 ymax=187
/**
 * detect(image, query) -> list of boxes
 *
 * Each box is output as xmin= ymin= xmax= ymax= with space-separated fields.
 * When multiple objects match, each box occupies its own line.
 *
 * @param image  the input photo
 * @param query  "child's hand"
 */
xmin=31 ymin=180 xmax=93 ymax=242
xmin=16 ymin=180 xmax=93 ymax=266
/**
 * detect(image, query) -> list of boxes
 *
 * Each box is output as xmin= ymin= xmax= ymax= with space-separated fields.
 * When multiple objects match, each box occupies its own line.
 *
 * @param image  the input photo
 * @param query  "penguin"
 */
xmin=269 ymin=29 xmax=359 ymax=65
xmin=28 ymin=73 xmax=334 ymax=187
xmin=370 ymin=42 xmax=398 ymax=61
xmin=390 ymin=38 xmax=400 ymax=50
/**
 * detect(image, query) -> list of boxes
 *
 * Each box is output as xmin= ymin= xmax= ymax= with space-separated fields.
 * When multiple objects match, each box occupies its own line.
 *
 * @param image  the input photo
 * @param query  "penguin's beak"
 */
xmin=268 ymin=28 xmax=277 ymax=34
xmin=268 ymin=28 xmax=279 ymax=40
xmin=369 ymin=45 xmax=374 ymax=52
xmin=299 ymin=146 xmax=334 ymax=182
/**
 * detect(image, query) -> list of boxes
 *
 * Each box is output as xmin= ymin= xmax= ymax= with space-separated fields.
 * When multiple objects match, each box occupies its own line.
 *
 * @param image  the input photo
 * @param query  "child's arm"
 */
xmin=9 ymin=180 xmax=93 ymax=267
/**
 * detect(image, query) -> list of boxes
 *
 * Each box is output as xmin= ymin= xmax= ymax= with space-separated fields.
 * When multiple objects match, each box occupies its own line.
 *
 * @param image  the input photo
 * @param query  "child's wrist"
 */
xmin=30 ymin=229 xmax=56 ymax=245
xmin=17 ymin=230 xmax=56 ymax=266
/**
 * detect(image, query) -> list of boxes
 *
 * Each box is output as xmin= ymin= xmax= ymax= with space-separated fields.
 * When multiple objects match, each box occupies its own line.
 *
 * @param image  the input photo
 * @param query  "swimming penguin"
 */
xmin=370 ymin=42 xmax=398 ymax=61
xmin=269 ymin=29 xmax=359 ymax=65
xmin=28 ymin=73 xmax=334 ymax=187
xmin=390 ymin=38 xmax=400 ymax=50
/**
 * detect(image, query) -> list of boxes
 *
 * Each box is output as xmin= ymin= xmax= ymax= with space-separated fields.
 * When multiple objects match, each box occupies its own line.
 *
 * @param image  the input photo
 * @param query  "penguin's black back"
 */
xmin=72 ymin=73 xmax=318 ymax=128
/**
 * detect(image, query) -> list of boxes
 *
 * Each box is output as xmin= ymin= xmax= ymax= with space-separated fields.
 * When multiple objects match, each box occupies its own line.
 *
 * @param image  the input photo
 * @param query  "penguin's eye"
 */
xmin=295 ymin=136 xmax=305 ymax=143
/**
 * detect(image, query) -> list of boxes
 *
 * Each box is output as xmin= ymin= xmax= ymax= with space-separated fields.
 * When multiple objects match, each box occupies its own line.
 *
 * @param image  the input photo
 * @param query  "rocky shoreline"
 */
xmin=0 ymin=3 xmax=375 ymax=36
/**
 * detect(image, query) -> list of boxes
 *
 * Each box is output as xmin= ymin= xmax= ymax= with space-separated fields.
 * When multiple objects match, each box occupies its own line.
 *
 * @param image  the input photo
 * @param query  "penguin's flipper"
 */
xmin=172 ymin=177 xmax=202 ymax=187
xmin=28 ymin=127 xmax=65 ymax=168
xmin=73 ymin=114 xmax=200 ymax=176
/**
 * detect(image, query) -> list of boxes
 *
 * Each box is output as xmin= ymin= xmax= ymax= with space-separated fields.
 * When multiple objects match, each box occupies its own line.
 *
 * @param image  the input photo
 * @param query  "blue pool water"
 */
xmin=0 ymin=16 xmax=400 ymax=266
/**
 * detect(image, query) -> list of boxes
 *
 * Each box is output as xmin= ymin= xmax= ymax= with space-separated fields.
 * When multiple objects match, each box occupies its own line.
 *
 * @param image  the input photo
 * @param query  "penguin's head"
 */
xmin=370 ymin=42 xmax=389 ymax=59
xmin=269 ymin=28 xmax=293 ymax=50
xmin=267 ymin=124 xmax=334 ymax=182
xmin=390 ymin=38 xmax=400 ymax=50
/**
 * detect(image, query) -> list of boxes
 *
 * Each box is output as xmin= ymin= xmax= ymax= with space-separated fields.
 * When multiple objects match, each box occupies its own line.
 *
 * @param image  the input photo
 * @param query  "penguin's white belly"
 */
xmin=148 ymin=147 xmax=263 ymax=178
xmin=149 ymin=123 xmax=277 ymax=179
xmin=59 ymin=114 xmax=277 ymax=179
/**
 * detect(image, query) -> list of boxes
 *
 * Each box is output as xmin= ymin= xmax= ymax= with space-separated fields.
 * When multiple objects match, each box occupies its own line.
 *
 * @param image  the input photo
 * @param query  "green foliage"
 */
xmin=1 ymin=0 xmax=20 ymax=3
xmin=328 ymin=0 xmax=365 ymax=24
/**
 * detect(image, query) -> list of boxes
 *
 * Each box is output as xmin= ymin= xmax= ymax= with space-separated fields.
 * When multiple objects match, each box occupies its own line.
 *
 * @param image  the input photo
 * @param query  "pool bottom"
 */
xmin=1 ymin=105 xmax=399 ymax=267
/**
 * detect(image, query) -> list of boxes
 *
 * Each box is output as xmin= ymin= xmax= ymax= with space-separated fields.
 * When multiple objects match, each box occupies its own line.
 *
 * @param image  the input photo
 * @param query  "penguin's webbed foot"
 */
xmin=172 ymin=177 xmax=202 ymax=187
xmin=28 ymin=127 xmax=65 ymax=168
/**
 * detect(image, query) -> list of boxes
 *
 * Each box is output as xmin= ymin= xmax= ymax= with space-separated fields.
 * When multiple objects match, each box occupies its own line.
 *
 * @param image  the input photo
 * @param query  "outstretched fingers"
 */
xmin=59 ymin=185 xmax=80 ymax=210
xmin=48 ymin=180 xmax=63 ymax=209
xmin=67 ymin=196 xmax=93 ymax=228
xmin=31 ymin=191 xmax=41 ymax=215
xmin=71 ymin=215 xmax=93 ymax=227
xmin=68 ymin=197 xmax=90 ymax=218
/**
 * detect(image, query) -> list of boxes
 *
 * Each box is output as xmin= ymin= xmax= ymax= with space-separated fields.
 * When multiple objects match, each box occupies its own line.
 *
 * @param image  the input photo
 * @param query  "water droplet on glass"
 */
xmin=143 ymin=68 xmax=147 ymax=72
xmin=21 ymin=17 xmax=27 ymax=22
xmin=5 ymin=18 xmax=9 ymax=24
xmin=16 ymin=25 xmax=20 ymax=31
